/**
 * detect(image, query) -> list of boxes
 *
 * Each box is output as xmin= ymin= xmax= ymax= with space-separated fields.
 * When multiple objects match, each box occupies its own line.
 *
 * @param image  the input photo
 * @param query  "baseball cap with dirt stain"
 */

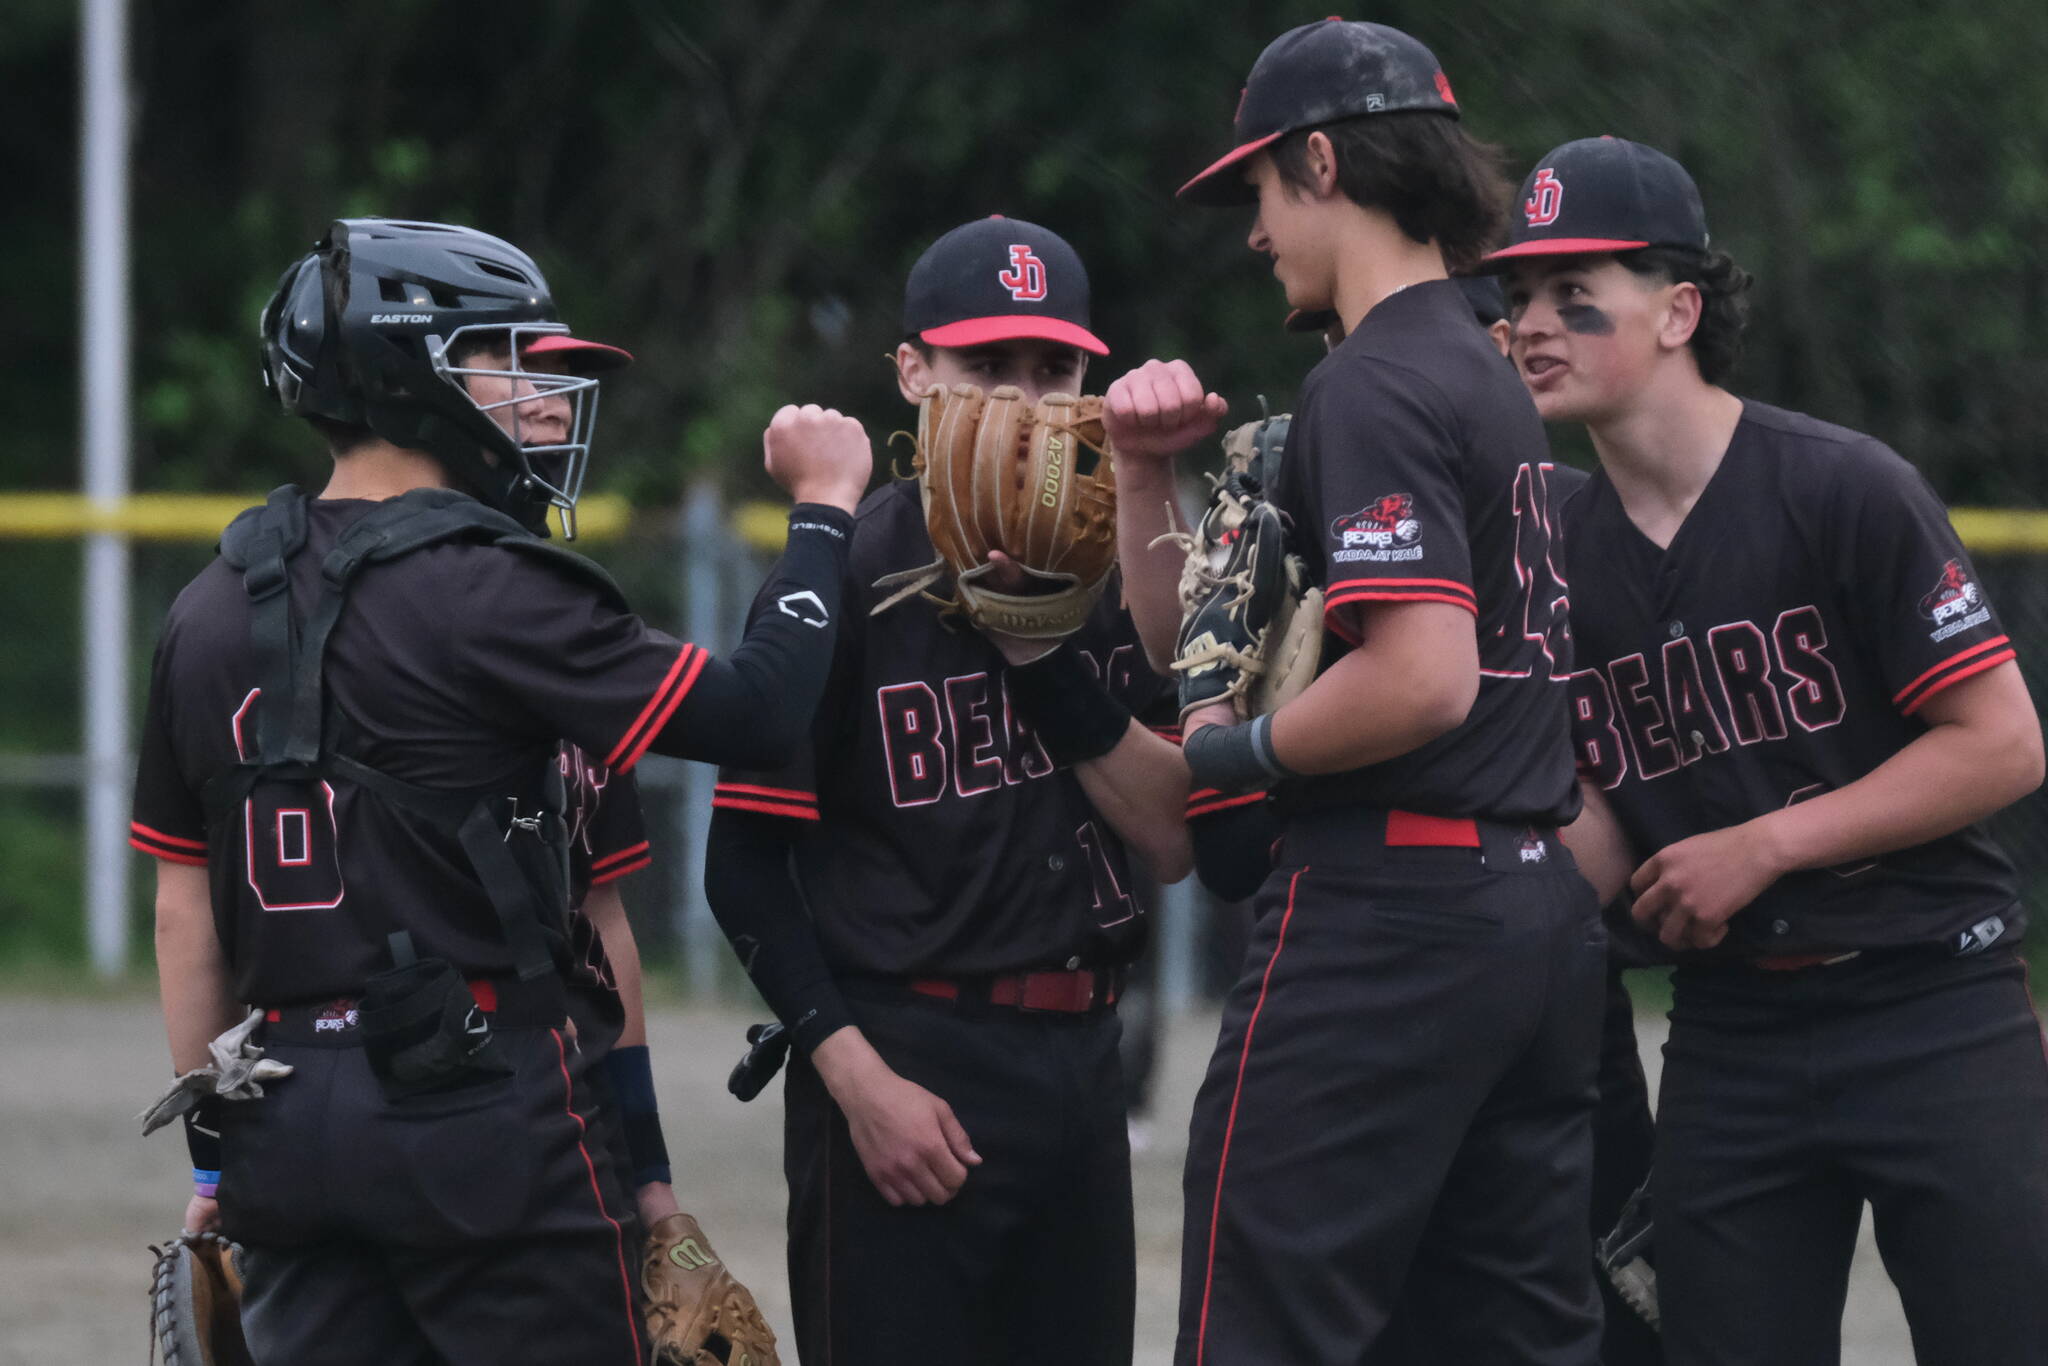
xmin=1482 ymin=136 xmax=1709 ymax=266
xmin=903 ymin=216 xmax=1109 ymax=356
xmin=1179 ymin=18 xmax=1461 ymax=206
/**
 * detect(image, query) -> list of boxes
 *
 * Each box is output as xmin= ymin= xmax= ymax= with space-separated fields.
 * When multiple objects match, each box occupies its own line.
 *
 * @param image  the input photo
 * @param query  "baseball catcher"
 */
xmin=872 ymin=382 xmax=1119 ymax=638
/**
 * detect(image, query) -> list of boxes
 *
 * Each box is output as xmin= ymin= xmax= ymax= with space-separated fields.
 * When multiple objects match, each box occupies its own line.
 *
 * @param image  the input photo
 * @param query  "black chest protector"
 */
xmin=203 ymin=485 xmax=629 ymax=983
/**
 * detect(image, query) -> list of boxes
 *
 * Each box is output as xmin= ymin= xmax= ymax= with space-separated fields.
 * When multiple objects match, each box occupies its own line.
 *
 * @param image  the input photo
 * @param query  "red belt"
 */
xmin=910 ymin=969 xmax=1117 ymax=1013
xmin=1383 ymin=810 xmax=1481 ymax=848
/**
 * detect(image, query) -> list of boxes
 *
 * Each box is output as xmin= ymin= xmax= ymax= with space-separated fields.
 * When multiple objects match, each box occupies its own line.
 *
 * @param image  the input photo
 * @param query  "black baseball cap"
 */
xmin=1179 ymin=19 xmax=1460 ymax=206
xmin=1483 ymin=137 xmax=1709 ymax=266
xmin=902 ymin=216 xmax=1108 ymax=356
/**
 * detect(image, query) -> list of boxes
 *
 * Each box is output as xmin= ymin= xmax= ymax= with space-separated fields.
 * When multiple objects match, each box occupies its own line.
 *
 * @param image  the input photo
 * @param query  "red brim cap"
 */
xmin=1177 ymin=130 xmax=1287 ymax=205
xmin=920 ymin=314 xmax=1110 ymax=357
xmin=522 ymin=334 xmax=635 ymax=372
xmin=1477 ymin=237 xmax=1651 ymax=270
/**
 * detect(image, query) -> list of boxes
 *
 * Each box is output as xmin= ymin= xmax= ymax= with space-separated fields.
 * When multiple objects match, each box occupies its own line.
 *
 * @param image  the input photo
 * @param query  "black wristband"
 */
xmin=1003 ymin=643 xmax=1133 ymax=766
xmin=183 ymin=1097 xmax=223 ymax=1175
xmin=786 ymin=503 xmax=854 ymax=544
xmin=1184 ymin=715 xmax=1293 ymax=795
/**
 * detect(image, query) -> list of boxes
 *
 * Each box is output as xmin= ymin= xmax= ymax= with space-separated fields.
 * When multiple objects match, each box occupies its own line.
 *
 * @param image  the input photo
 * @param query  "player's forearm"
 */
xmin=651 ymin=506 xmax=852 ymax=768
xmin=1074 ymin=723 xmax=1194 ymax=884
xmin=580 ymin=885 xmax=649 ymax=1049
xmin=1268 ymin=604 xmax=1479 ymax=774
xmin=1561 ymin=780 xmax=1638 ymax=906
xmin=702 ymin=807 xmax=858 ymax=1054
xmin=1115 ymin=461 xmax=1192 ymax=674
xmin=153 ymin=863 xmax=238 ymax=1073
xmin=1745 ymin=663 xmax=2043 ymax=877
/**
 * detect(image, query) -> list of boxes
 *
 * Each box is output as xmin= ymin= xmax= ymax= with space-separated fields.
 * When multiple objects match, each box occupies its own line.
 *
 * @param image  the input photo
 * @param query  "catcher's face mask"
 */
xmin=437 ymin=323 xmax=602 ymax=538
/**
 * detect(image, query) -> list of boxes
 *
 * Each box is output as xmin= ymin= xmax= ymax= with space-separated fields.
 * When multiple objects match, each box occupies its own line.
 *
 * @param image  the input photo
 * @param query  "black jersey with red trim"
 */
xmin=1269 ymin=279 xmax=1579 ymax=825
xmin=713 ymin=479 xmax=1170 ymax=977
xmin=130 ymin=499 xmax=707 ymax=1003
xmin=1559 ymin=400 xmax=2022 ymax=953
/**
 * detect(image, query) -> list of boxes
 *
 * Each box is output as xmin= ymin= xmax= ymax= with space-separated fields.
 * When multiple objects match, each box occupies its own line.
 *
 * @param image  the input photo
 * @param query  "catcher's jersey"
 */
xmin=714 ymin=479 xmax=1170 ymax=977
xmin=1559 ymin=401 xmax=2022 ymax=954
xmin=130 ymin=498 xmax=702 ymax=1003
xmin=1272 ymin=279 xmax=1580 ymax=825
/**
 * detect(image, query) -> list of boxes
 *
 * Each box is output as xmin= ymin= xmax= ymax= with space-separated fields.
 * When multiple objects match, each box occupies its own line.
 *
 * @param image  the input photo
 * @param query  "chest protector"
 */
xmin=203 ymin=485 xmax=629 ymax=983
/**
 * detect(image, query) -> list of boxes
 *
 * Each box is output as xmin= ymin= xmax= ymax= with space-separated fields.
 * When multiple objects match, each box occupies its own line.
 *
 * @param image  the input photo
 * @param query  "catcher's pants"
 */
xmin=783 ymin=985 xmax=1135 ymax=1366
xmin=219 ymin=1023 xmax=644 ymax=1366
xmin=1656 ymin=944 xmax=2048 ymax=1366
xmin=1177 ymin=813 xmax=1607 ymax=1366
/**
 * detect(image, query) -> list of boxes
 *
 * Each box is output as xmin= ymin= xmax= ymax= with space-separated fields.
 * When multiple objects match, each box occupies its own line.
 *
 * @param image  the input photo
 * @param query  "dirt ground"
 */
xmin=1 ymin=994 xmax=1917 ymax=1365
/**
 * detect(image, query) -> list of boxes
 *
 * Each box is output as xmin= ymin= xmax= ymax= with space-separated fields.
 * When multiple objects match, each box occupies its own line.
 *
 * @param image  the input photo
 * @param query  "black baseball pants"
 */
xmin=1177 ymin=817 xmax=1608 ymax=1366
xmin=1656 ymin=943 xmax=2048 ymax=1366
xmin=220 ymin=1024 xmax=645 ymax=1366
xmin=782 ymin=986 xmax=1134 ymax=1366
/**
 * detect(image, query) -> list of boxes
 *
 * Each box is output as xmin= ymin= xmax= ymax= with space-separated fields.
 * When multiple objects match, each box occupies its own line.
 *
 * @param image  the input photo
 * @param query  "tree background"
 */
xmin=3 ymin=0 xmax=2045 ymax=965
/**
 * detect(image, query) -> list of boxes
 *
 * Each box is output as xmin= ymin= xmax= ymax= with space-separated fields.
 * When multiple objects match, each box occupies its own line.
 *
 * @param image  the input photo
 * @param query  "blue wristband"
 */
xmin=192 ymin=1167 xmax=220 ymax=1198
xmin=601 ymin=1046 xmax=671 ymax=1187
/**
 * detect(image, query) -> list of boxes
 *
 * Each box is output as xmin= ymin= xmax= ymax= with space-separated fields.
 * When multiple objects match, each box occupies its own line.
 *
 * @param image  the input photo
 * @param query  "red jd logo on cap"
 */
xmin=1525 ymin=168 xmax=1563 ymax=227
xmin=998 ymin=245 xmax=1047 ymax=301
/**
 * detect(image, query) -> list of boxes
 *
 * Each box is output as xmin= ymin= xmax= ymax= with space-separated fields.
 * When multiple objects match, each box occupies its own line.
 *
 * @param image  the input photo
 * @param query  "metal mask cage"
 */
xmin=432 ymin=321 xmax=603 ymax=538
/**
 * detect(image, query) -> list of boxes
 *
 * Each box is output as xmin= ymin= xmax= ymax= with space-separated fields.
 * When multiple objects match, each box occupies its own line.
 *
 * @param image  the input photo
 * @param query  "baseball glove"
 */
xmin=1162 ymin=411 xmax=1322 ymax=722
xmin=149 ymin=1230 xmax=253 ymax=1366
xmin=872 ymin=383 xmax=1118 ymax=639
xmin=643 ymin=1211 xmax=781 ymax=1366
xmin=1598 ymin=1178 xmax=1660 ymax=1331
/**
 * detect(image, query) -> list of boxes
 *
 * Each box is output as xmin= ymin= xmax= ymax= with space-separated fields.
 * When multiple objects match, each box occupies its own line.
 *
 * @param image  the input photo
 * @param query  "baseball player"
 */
xmin=703 ymin=215 xmax=1190 ymax=1365
xmin=1103 ymin=21 xmax=1606 ymax=1363
xmin=1491 ymin=136 xmax=2048 ymax=1366
xmin=133 ymin=217 xmax=869 ymax=1362
xmin=1186 ymin=276 xmax=1664 ymax=1366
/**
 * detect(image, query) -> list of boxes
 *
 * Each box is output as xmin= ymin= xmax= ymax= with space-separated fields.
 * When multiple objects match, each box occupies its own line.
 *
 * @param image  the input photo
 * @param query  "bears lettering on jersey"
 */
xmin=1569 ymin=605 xmax=1847 ymax=788
xmin=875 ymin=647 xmax=1136 ymax=809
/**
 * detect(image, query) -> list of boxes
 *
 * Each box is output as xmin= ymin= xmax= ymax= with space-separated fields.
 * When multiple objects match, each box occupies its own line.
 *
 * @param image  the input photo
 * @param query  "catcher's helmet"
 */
xmin=260 ymin=218 xmax=617 ymax=537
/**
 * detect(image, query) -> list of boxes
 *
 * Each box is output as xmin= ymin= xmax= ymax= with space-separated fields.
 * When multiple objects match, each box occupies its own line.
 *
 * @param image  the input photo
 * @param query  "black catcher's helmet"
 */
xmin=259 ymin=219 xmax=629 ymax=537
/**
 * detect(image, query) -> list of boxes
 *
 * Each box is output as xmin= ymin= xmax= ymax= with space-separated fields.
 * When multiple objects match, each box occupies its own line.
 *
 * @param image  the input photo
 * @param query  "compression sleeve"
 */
xmin=702 ymin=804 xmax=857 ymax=1055
xmin=646 ymin=505 xmax=854 ymax=769
xmin=1188 ymin=797 xmax=1281 ymax=902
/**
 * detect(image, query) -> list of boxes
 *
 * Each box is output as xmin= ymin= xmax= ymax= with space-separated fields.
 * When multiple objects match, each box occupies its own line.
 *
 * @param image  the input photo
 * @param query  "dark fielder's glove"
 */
xmin=149 ymin=1231 xmax=253 ymax=1366
xmin=872 ymin=383 xmax=1119 ymax=639
xmin=643 ymin=1212 xmax=782 ymax=1365
xmin=1164 ymin=413 xmax=1323 ymax=722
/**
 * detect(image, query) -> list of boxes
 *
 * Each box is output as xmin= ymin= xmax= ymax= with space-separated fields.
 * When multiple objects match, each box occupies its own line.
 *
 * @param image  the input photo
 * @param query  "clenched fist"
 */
xmin=1104 ymin=359 xmax=1230 ymax=464
xmin=763 ymin=404 xmax=873 ymax=514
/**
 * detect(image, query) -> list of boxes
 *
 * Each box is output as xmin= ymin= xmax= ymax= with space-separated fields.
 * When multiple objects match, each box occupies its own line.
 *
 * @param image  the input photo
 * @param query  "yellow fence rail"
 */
xmin=2 ymin=493 xmax=2046 ymax=557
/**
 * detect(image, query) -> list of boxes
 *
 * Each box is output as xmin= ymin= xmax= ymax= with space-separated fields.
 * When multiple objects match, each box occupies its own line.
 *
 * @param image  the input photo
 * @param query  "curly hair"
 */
xmin=1618 ymin=246 xmax=1754 ymax=384
xmin=1268 ymin=112 xmax=1511 ymax=274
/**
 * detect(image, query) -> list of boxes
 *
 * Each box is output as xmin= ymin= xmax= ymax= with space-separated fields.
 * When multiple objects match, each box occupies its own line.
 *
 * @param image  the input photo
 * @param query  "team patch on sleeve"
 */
xmin=1893 ymin=635 xmax=2016 ymax=716
xmin=711 ymin=782 xmax=821 ymax=821
xmin=1917 ymin=559 xmax=1993 ymax=644
xmin=605 ymin=644 xmax=711 ymax=773
xmin=130 ymin=821 xmax=207 ymax=866
xmin=1329 ymin=494 xmax=1425 ymax=565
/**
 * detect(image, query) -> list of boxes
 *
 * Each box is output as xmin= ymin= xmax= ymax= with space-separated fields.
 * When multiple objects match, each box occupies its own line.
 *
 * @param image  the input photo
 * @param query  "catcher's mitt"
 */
xmin=643 ymin=1212 xmax=781 ymax=1366
xmin=872 ymin=383 xmax=1118 ymax=639
xmin=149 ymin=1230 xmax=253 ymax=1366
xmin=1163 ymin=410 xmax=1322 ymax=722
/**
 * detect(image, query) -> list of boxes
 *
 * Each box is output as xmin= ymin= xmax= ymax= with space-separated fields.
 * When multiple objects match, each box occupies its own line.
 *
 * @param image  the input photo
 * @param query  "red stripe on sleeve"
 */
xmin=589 ymin=840 xmax=651 ymax=872
xmin=712 ymin=782 xmax=819 ymax=806
xmin=1188 ymin=791 xmax=1268 ymax=819
xmin=131 ymin=821 xmax=206 ymax=850
xmin=604 ymin=645 xmax=698 ymax=769
xmin=1324 ymin=575 xmax=1476 ymax=601
xmin=1324 ymin=587 xmax=1479 ymax=615
xmin=711 ymin=795 xmax=823 ymax=821
xmin=129 ymin=835 xmax=207 ymax=866
xmin=589 ymin=856 xmax=653 ymax=886
xmin=1892 ymin=636 xmax=2012 ymax=707
xmin=1900 ymin=648 xmax=2018 ymax=716
xmin=611 ymin=647 xmax=712 ymax=774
